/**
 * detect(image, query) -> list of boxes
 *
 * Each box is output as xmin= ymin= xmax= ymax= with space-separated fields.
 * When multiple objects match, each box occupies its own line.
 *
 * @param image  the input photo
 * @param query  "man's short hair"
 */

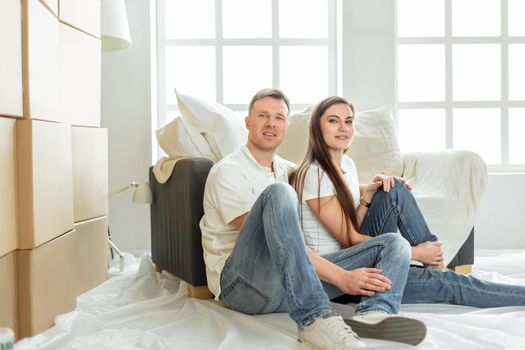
xmin=248 ymin=88 xmax=290 ymax=116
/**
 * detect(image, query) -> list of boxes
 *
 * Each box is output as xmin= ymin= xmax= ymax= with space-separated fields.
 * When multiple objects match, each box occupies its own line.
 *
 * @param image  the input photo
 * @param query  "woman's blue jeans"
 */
xmin=341 ymin=180 xmax=525 ymax=308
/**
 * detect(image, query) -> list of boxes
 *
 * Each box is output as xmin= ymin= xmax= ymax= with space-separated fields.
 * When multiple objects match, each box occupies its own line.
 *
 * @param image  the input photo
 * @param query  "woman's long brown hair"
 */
xmin=289 ymin=96 xmax=359 ymax=244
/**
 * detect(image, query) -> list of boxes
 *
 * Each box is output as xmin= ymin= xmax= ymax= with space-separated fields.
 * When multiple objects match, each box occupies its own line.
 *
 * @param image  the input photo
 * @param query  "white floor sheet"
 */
xmin=16 ymin=250 xmax=525 ymax=350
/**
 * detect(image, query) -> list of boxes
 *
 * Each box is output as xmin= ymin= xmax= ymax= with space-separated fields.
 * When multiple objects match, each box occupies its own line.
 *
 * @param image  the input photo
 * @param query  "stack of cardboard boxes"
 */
xmin=0 ymin=0 xmax=109 ymax=340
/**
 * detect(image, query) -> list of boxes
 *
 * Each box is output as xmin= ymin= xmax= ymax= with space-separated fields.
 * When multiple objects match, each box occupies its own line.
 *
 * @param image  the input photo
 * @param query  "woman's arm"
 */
xmin=306 ymin=196 xmax=370 ymax=247
xmin=306 ymin=246 xmax=391 ymax=296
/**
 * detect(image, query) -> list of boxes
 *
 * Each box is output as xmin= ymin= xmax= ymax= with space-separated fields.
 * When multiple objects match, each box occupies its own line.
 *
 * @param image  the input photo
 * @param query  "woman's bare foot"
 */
xmin=412 ymin=241 xmax=445 ymax=268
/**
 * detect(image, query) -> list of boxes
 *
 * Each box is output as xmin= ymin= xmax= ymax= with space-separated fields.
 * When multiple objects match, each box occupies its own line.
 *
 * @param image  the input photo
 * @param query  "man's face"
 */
xmin=245 ymin=97 xmax=288 ymax=152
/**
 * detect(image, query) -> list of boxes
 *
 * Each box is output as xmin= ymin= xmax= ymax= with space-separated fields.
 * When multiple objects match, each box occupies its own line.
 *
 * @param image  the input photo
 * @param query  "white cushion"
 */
xmin=277 ymin=105 xmax=403 ymax=182
xmin=347 ymin=106 xmax=403 ymax=183
xmin=177 ymin=91 xmax=247 ymax=161
xmin=156 ymin=116 xmax=214 ymax=159
xmin=277 ymin=106 xmax=313 ymax=164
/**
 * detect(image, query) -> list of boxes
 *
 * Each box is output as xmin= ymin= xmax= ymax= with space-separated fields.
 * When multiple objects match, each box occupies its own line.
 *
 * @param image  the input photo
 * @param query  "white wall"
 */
xmin=475 ymin=174 xmax=525 ymax=249
xmin=101 ymin=0 xmax=152 ymax=253
xmin=342 ymin=0 xmax=395 ymax=110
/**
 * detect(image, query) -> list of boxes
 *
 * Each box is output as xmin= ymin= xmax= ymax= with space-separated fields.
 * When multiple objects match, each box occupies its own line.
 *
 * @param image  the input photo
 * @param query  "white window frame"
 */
xmin=154 ymin=0 xmax=341 ymax=142
xmin=395 ymin=0 xmax=525 ymax=172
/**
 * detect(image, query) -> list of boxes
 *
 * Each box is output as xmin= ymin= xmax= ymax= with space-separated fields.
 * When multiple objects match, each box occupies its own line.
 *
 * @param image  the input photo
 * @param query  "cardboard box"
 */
xmin=0 ymin=251 xmax=18 ymax=340
xmin=17 ymin=219 xmax=109 ymax=338
xmin=75 ymin=216 xmax=109 ymax=295
xmin=22 ymin=0 xmax=60 ymax=122
xmin=72 ymin=127 xmax=108 ymax=222
xmin=0 ymin=118 xmax=18 ymax=257
xmin=0 ymin=1 xmax=23 ymax=117
xmin=16 ymin=120 xmax=74 ymax=249
xmin=59 ymin=0 xmax=100 ymax=38
xmin=58 ymin=22 xmax=101 ymax=127
xmin=17 ymin=230 xmax=77 ymax=338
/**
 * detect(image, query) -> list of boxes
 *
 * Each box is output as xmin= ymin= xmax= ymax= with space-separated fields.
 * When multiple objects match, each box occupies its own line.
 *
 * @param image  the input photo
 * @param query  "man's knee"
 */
xmin=380 ymin=232 xmax=411 ymax=257
xmin=262 ymin=183 xmax=297 ymax=202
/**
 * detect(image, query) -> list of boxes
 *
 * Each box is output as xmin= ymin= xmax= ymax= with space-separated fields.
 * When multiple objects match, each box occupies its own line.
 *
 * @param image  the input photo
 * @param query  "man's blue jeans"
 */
xmin=220 ymin=183 xmax=412 ymax=328
xmin=220 ymin=183 xmax=332 ymax=328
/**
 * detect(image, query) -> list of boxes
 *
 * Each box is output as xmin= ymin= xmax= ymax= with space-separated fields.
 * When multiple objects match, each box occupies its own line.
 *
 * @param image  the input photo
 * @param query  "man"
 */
xmin=199 ymin=88 xmax=425 ymax=349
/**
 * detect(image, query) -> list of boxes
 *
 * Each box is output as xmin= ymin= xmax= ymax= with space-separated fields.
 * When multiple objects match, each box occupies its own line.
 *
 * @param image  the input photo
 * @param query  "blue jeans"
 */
xmin=360 ymin=179 xmax=438 ymax=244
xmin=220 ymin=183 xmax=414 ymax=325
xmin=357 ymin=180 xmax=525 ymax=307
xmin=321 ymin=233 xmax=412 ymax=314
xmin=220 ymin=183 xmax=332 ymax=328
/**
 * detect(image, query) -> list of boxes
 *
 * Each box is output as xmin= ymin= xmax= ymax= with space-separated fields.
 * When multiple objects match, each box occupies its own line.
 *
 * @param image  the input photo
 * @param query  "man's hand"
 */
xmin=412 ymin=241 xmax=445 ymax=268
xmin=334 ymin=268 xmax=392 ymax=297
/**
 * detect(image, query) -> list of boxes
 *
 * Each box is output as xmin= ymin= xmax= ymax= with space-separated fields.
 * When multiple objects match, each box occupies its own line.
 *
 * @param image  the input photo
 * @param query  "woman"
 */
xmin=290 ymin=97 xmax=443 ymax=268
xmin=289 ymin=95 xmax=525 ymax=308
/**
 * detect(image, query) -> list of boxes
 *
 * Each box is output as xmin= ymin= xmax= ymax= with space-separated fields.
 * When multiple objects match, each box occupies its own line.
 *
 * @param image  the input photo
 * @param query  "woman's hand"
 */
xmin=334 ymin=268 xmax=392 ymax=296
xmin=364 ymin=173 xmax=412 ymax=199
xmin=412 ymin=241 xmax=445 ymax=268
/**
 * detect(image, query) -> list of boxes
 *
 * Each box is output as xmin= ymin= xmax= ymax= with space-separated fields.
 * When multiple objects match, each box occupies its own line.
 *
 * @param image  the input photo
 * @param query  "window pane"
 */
xmin=165 ymin=46 xmax=216 ymax=104
xmin=509 ymin=0 xmax=525 ymax=36
xmin=223 ymin=46 xmax=272 ymax=104
xmin=165 ymin=0 xmax=215 ymax=39
xmin=452 ymin=0 xmax=500 ymax=37
xmin=397 ymin=109 xmax=446 ymax=153
xmin=223 ymin=0 xmax=271 ymax=38
xmin=453 ymin=44 xmax=500 ymax=101
xmin=280 ymin=46 xmax=328 ymax=104
xmin=509 ymin=44 xmax=525 ymax=100
xmin=279 ymin=0 xmax=327 ymax=38
xmin=397 ymin=44 xmax=445 ymax=102
xmin=397 ymin=0 xmax=444 ymax=37
xmin=453 ymin=108 xmax=500 ymax=164
xmin=509 ymin=109 xmax=525 ymax=164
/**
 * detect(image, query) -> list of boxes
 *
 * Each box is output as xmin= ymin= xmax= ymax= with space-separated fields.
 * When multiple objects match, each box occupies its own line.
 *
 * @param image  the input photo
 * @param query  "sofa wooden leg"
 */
xmin=188 ymin=284 xmax=213 ymax=299
xmin=452 ymin=264 xmax=472 ymax=275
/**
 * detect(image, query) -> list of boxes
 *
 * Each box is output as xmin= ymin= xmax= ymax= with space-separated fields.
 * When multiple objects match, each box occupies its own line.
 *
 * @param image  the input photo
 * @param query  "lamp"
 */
xmin=101 ymin=0 xmax=132 ymax=51
xmin=108 ymin=181 xmax=152 ymax=270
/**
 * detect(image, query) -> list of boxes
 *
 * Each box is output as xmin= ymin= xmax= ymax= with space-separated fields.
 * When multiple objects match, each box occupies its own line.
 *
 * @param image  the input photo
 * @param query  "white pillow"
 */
xmin=346 ymin=106 xmax=403 ymax=183
xmin=156 ymin=116 xmax=215 ymax=159
xmin=277 ymin=106 xmax=312 ymax=164
xmin=277 ymin=105 xmax=404 ymax=183
xmin=177 ymin=91 xmax=247 ymax=161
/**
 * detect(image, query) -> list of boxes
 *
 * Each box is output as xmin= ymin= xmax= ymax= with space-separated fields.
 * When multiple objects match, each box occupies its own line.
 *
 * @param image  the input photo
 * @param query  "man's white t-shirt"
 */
xmin=199 ymin=145 xmax=295 ymax=298
xmin=301 ymin=155 xmax=361 ymax=255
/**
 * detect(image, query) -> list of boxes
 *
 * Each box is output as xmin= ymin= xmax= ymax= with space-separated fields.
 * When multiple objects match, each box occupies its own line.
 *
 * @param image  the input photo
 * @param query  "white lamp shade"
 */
xmin=132 ymin=182 xmax=152 ymax=204
xmin=101 ymin=0 xmax=132 ymax=51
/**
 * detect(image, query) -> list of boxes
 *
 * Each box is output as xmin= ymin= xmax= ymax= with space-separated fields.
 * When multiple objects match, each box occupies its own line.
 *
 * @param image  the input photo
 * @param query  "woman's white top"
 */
xmin=301 ymin=155 xmax=361 ymax=255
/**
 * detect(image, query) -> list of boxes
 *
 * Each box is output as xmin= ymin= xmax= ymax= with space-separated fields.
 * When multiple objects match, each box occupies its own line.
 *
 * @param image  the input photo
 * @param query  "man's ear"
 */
xmin=245 ymin=115 xmax=250 ymax=130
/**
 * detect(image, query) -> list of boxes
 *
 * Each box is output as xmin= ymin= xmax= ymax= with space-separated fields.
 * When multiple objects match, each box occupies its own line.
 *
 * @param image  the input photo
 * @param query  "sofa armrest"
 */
xmin=401 ymin=150 xmax=487 ymax=265
xmin=402 ymin=150 xmax=487 ymax=207
xmin=149 ymin=158 xmax=214 ymax=286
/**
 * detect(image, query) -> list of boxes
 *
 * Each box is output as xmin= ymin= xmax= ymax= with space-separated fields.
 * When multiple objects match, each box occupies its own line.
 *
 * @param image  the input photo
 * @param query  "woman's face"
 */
xmin=319 ymin=103 xmax=354 ymax=154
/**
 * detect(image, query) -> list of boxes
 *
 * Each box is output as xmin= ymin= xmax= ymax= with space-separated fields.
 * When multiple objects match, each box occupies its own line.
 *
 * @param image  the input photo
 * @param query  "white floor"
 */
xmin=16 ymin=250 xmax=525 ymax=350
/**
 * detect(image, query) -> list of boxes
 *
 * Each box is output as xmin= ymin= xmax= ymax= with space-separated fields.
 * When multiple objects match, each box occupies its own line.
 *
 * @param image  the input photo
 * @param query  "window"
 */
xmin=396 ymin=0 xmax=525 ymax=171
xmin=155 ymin=0 xmax=339 ymax=135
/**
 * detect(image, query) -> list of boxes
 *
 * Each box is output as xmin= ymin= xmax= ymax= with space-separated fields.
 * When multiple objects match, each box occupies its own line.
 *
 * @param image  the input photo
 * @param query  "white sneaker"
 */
xmin=298 ymin=312 xmax=367 ymax=350
xmin=345 ymin=311 xmax=426 ymax=345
